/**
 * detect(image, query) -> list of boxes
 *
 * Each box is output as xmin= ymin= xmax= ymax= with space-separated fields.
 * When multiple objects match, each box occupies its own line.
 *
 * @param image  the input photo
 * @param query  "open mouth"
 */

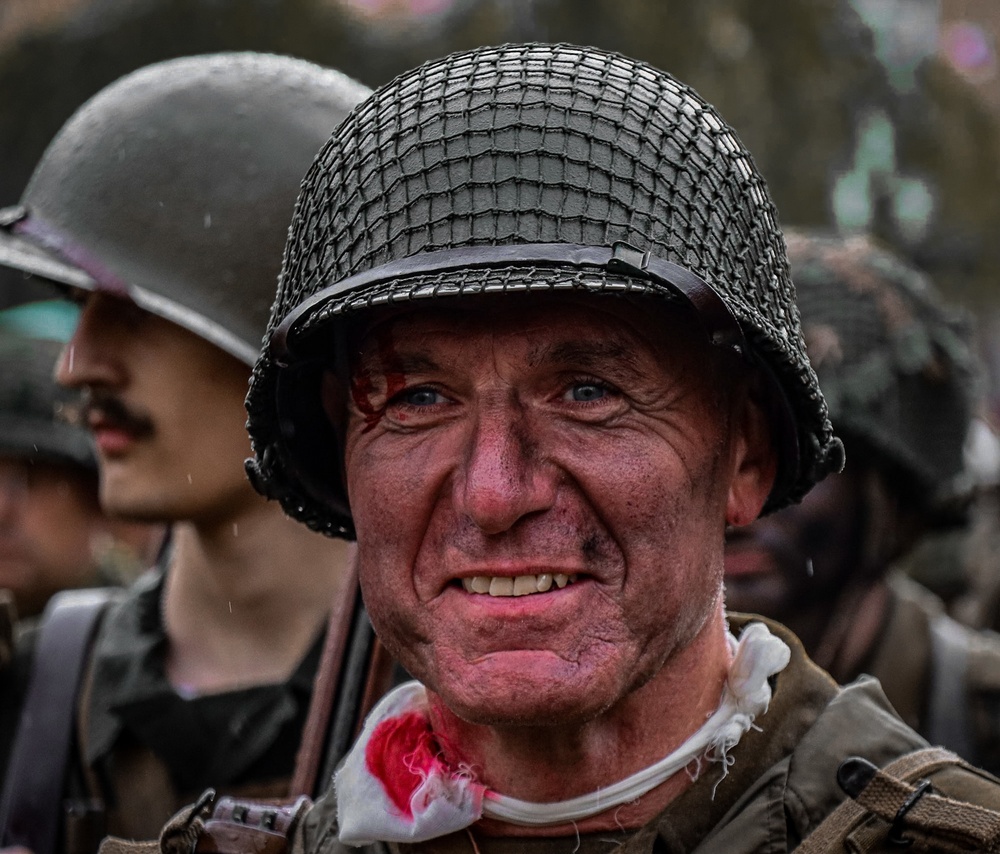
xmin=459 ymin=573 xmax=580 ymax=598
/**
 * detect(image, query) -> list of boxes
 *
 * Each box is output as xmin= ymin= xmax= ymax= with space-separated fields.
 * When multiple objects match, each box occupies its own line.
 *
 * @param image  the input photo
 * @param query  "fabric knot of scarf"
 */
xmin=334 ymin=621 xmax=790 ymax=846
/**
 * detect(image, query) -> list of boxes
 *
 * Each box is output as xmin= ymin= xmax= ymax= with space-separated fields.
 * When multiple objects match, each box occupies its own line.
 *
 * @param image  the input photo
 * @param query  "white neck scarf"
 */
xmin=334 ymin=621 xmax=791 ymax=846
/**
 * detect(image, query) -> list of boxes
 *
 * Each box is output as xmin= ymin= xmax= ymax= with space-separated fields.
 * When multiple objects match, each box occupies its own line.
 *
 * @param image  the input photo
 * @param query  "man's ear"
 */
xmin=726 ymin=376 xmax=779 ymax=527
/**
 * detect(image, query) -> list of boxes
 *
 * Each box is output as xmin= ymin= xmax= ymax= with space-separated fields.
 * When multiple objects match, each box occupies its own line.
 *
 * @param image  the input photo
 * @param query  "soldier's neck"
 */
xmin=160 ymin=497 xmax=350 ymax=695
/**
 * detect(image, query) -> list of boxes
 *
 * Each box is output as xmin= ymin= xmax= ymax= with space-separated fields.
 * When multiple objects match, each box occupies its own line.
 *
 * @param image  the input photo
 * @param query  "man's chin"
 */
xmin=98 ymin=483 xmax=172 ymax=524
xmin=428 ymin=657 xmax=616 ymax=729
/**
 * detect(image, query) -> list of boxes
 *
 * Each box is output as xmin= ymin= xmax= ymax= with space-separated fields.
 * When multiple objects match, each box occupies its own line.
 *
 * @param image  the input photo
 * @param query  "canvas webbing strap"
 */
xmin=288 ymin=549 xmax=360 ymax=798
xmin=795 ymin=747 xmax=1000 ymax=852
xmin=0 ymin=588 xmax=118 ymax=854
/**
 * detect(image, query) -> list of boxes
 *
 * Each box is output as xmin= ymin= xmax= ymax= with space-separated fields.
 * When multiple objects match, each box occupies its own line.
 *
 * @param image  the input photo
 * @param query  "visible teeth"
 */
xmin=513 ymin=576 xmax=537 ymax=596
xmin=489 ymin=577 xmax=514 ymax=596
xmin=461 ymin=573 xmax=578 ymax=597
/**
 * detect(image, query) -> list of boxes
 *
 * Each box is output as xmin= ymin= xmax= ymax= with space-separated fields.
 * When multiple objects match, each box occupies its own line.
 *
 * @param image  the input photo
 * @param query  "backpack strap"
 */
xmin=796 ymin=747 xmax=1000 ymax=852
xmin=0 ymin=588 xmax=119 ymax=854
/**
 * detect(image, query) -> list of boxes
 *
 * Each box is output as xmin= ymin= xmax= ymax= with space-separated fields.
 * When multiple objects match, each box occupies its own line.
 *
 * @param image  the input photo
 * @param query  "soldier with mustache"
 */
xmin=0 ymin=53 xmax=367 ymax=851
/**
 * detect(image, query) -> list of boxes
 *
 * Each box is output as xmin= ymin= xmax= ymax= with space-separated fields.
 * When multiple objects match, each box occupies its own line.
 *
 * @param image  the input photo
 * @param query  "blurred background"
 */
xmin=1 ymin=0 xmax=998 ymax=400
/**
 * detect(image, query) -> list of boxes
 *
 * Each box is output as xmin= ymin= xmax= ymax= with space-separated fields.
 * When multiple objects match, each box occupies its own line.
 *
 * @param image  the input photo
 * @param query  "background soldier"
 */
xmin=0 ymin=302 xmax=163 ymax=789
xmin=725 ymin=230 xmax=1000 ymax=773
xmin=0 ymin=53 xmax=368 ymax=850
xmin=0 ymin=303 xmax=162 ymax=623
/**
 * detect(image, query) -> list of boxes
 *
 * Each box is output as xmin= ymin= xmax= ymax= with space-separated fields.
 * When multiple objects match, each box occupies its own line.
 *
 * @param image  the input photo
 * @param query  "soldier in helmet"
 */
xmin=0 ymin=304 xmax=162 ymax=789
xmin=133 ymin=44 xmax=1000 ymax=854
xmin=0 ymin=54 xmax=369 ymax=850
xmin=725 ymin=230 xmax=1000 ymax=773
xmin=0 ymin=304 xmax=162 ymax=623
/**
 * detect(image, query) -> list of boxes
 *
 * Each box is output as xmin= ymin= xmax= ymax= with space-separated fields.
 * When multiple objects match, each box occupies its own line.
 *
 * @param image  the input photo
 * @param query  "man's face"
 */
xmin=56 ymin=293 xmax=258 ymax=523
xmin=336 ymin=295 xmax=775 ymax=727
xmin=724 ymin=469 xmax=865 ymax=625
xmin=0 ymin=455 xmax=155 ymax=617
xmin=0 ymin=456 xmax=101 ymax=616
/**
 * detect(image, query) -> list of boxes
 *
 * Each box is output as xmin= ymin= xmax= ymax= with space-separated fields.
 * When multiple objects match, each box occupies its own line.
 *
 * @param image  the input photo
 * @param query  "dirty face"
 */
xmin=724 ymin=468 xmax=866 ymax=632
xmin=0 ymin=454 xmax=162 ymax=617
xmin=56 ymin=292 xmax=258 ymax=524
xmin=335 ymin=294 xmax=775 ymax=727
xmin=0 ymin=456 xmax=102 ymax=616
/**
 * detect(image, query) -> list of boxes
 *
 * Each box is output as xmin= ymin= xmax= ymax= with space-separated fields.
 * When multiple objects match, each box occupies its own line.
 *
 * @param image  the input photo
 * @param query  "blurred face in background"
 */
xmin=723 ymin=468 xmax=866 ymax=628
xmin=0 ymin=454 xmax=162 ymax=617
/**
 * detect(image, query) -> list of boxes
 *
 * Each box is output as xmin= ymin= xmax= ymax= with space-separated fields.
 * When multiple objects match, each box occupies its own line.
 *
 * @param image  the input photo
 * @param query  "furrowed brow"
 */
xmin=353 ymin=347 xmax=441 ymax=377
xmin=531 ymin=339 xmax=641 ymax=374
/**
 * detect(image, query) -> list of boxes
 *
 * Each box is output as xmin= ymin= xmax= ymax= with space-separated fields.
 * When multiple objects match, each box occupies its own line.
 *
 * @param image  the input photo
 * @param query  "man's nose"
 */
xmin=55 ymin=297 xmax=125 ymax=390
xmin=456 ymin=408 xmax=557 ymax=535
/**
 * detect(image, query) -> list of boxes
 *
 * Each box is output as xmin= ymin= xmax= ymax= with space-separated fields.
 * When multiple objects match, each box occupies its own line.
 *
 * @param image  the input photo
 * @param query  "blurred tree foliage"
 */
xmin=1 ymin=0 xmax=998 ymax=305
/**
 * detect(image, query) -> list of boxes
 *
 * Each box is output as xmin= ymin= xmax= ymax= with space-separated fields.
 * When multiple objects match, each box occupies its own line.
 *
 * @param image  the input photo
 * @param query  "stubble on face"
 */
xmin=339 ymin=294 xmax=753 ymax=728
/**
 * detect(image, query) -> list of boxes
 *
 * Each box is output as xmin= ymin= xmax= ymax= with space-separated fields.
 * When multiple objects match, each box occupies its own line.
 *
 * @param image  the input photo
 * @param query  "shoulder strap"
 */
xmin=289 ymin=547 xmax=397 ymax=801
xmin=926 ymin=612 xmax=975 ymax=761
xmin=795 ymin=747 xmax=1000 ymax=853
xmin=289 ymin=552 xmax=359 ymax=798
xmin=0 ymin=588 xmax=119 ymax=854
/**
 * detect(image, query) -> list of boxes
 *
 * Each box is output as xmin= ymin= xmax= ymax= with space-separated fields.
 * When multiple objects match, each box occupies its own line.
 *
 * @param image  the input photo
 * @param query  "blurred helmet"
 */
xmin=786 ymin=229 xmax=978 ymax=513
xmin=244 ymin=43 xmax=845 ymax=538
xmin=0 ymin=306 xmax=93 ymax=469
xmin=0 ymin=52 xmax=370 ymax=365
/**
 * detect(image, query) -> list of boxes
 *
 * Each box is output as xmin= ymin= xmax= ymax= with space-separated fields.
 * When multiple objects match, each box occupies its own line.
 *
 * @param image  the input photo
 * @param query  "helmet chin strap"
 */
xmin=334 ymin=621 xmax=791 ymax=846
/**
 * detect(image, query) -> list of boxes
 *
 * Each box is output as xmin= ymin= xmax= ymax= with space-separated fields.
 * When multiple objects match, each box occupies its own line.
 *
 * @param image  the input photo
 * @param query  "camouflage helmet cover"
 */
xmin=786 ymin=229 xmax=978 ymax=510
xmin=0 ymin=52 xmax=370 ymax=365
xmin=245 ymin=43 xmax=845 ymax=538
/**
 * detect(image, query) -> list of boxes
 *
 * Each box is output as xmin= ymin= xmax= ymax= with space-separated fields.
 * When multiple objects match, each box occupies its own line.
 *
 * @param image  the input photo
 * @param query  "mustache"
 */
xmin=79 ymin=389 xmax=155 ymax=438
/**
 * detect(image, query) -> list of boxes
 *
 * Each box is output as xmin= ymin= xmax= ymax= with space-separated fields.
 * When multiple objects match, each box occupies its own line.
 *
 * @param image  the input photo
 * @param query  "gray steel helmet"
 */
xmin=0 ymin=328 xmax=94 ymax=470
xmin=786 ymin=229 xmax=978 ymax=513
xmin=245 ymin=43 xmax=846 ymax=538
xmin=0 ymin=52 xmax=371 ymax=366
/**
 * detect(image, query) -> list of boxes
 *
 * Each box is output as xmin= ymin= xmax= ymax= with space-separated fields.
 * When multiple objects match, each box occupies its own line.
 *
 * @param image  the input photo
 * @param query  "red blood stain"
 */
xmin=379 ymin=330 xmax=407 ymax=406
xmin=350 ymin=370 xmax=381 ymax=432
xmin=350 ymin=330 xmax=408 ymax=433
xmin=365 ymin=711 xmax=443 ymax=818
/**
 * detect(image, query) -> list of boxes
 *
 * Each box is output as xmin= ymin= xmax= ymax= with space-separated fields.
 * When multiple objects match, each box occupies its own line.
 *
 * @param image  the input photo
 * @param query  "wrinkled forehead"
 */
xmin=347 ymin=292 xmax=710 ymax=370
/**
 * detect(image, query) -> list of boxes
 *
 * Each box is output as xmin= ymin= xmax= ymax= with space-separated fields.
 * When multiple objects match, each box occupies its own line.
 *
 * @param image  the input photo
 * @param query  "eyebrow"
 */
xmin=352 ymin=348 xmax=441 ymax=377
xmin=529 ymin=339 xmax=642 ymax=373
xmin=351 ymin=334 xmax=646 ymax=377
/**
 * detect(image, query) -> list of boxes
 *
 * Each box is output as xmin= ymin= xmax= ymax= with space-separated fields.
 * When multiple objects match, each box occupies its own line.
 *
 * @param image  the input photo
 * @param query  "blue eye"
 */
xmin=403 ymin=388 xmax=443 ymax=406
xmin=568 ymin=383 xmax=607 ymax=402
